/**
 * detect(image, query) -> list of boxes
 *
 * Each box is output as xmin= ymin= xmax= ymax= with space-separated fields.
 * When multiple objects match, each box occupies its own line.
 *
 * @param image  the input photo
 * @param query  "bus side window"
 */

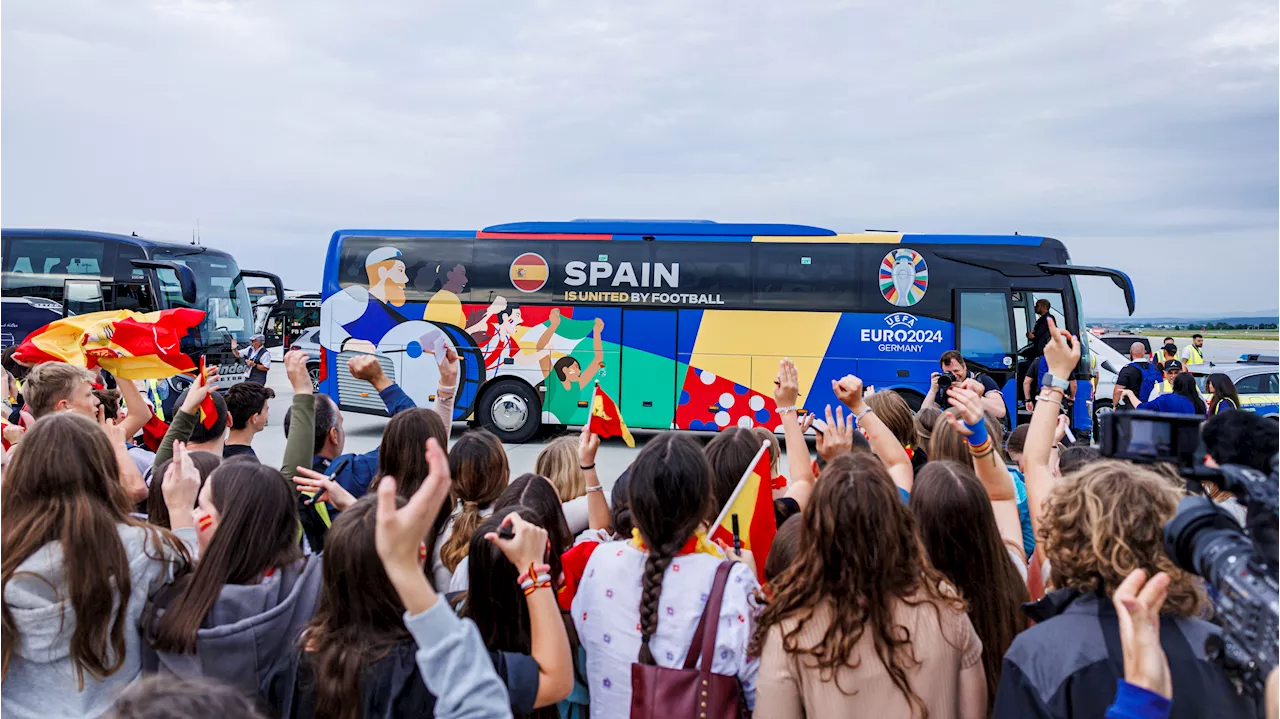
xmin=752 ymin=244 xmax=860 ymax=311
xmin=957 ymin=291 xmax=1014 ymax=370
xmin=3 ymin=238 xmax=111 ymax=303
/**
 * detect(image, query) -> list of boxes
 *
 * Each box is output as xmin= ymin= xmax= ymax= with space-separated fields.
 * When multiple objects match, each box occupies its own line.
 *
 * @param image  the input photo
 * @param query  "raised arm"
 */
xmin=1023 ymin=327 xmax=1080 ymax=536
xmin=100 ymin=408 xmax=148 ymax=504
xmin=434 ymin=346 xmax=459 ymax=428
xmin=941 ymin=386 xmax=1024 ymax=563
xmin=114 ymin=377 xmax=153 ymax=444
xmin=774 ymin=360 xmax=815 ymax=508
xmin=577 ymin=319 xmax=606 ymax=386
xmin=486 ymin=513 xmax=574 ymax=708
xmin=919 ymin=371 xmax=941 ymax=412
xmin=281 ymin=350 xmax=316 ymax=482
xmin=578 ymin=425 xmax=611 ymax=531
xmin=833 ymin=375 xmax=913 ymax=493
xmin=153 ymin=366 xmax=219 ymax=472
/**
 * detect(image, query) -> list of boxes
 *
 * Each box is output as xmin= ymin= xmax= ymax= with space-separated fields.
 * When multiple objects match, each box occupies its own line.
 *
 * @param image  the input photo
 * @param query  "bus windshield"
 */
xmin=151 ymin=248 xmax=253 ymax=341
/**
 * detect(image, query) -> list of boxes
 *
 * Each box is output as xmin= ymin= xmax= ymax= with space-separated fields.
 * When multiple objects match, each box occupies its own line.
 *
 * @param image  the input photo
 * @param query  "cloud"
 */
xmin=3 ymin=0 xmax=1276 ymax=318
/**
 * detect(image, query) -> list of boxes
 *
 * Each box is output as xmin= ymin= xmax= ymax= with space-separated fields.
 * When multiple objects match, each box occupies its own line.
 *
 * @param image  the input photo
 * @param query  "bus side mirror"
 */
xmin=131 ymin=260 xmax=199 ymax=305
xmin=1100 ymin=360 xmax=1116 ymax=374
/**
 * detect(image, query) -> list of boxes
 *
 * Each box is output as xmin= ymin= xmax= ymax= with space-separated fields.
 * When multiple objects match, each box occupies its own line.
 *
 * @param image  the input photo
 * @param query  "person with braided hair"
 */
xmin=571 ymin=432 xmax=760 ymax=716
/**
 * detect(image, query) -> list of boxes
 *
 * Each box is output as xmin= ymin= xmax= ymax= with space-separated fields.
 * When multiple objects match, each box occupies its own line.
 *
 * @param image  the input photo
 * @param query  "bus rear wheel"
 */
xmin=476 ymin=379 xmax=541 ymax=444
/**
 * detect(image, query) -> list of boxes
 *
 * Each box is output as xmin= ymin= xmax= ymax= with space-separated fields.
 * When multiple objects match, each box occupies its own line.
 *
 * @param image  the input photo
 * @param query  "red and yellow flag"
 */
xmin=710 ymin=442 xmax=776 ymax=583
xmin=195 ymin=356 xmax=218 ymax=429
xmin=588 ymin=383 xmax=634 ymax=447
xmin=13 ymin=308 xmax=204 ymax=380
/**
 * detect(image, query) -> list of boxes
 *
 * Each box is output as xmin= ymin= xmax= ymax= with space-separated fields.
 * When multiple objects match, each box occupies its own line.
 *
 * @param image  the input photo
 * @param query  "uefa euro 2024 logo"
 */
xmin=884 ymin=312 xmax=917 ymax=329
xmin=879 ymin=249 xmax=929 ymax=307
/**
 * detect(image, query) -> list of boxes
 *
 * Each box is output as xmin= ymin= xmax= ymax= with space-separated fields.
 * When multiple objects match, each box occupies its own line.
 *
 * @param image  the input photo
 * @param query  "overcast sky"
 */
xmin=3 ymin=0 xmax=1276 ymax=318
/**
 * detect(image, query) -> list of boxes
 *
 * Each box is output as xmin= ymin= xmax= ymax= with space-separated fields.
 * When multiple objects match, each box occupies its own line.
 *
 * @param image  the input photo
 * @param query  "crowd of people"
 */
xmin=0 ymin=326 xmax=1276 ymax=719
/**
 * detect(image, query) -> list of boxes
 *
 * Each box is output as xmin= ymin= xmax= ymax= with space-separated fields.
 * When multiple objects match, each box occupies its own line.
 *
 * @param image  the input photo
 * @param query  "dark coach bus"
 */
xmin=1 ymin=228 xmax=283 ymax=391
xmin=317 ymin=220 xmax=1135 ymax=442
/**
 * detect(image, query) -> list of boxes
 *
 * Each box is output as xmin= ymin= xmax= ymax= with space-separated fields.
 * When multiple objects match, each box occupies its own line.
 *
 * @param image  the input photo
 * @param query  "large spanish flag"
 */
xmin=588 ymin=383 xmax=634 ymax=447
xmin=13 ymin=308 xmax=204 ymax=380
xmin=710 ymin=442 xmax=776 ymax=583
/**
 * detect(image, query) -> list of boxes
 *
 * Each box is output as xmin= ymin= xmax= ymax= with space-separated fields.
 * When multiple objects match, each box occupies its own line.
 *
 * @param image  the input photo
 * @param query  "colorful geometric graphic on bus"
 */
xmin=509 ymin=252 xmax=549 ymax=293
xmin=879 ymin=249 xmax=929 ymax=307
xmin=676 ymin=365 xmax=781 ymax=431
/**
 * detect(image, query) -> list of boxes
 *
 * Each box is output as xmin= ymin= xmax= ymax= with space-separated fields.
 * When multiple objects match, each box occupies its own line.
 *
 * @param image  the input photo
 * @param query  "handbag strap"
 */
xmin=682 ymin=561 xmax=735 ymax=670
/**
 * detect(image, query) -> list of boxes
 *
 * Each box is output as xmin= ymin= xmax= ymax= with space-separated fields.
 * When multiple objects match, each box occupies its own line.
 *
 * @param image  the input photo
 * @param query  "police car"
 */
xmin=1191 ymin=354 xmax=1279 ymax=419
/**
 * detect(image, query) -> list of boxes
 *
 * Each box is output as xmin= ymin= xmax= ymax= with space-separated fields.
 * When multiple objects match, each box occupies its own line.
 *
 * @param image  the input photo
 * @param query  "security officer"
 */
xmin=1181 ymin=333 xmax=1205 ymax=366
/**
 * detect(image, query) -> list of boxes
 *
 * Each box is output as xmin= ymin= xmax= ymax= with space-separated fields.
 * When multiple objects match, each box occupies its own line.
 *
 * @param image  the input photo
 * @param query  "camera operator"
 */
xmin=920 ymin=350 xmax=1006 ymax=420
xmin=1199 ymin=410 xmax=1279 ymax=526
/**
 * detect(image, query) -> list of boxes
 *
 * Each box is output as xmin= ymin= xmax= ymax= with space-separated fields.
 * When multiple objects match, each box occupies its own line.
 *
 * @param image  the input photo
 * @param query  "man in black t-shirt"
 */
xmin=1112 ymin=341 xmax=1154 ymax=409
xmin=920 ymin=350 xmax=1006 ymax=419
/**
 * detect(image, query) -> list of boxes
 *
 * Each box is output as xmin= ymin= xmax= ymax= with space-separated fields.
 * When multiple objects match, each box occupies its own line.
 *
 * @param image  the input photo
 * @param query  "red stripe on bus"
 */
xmin=476 ymin=232 xmax=612 ymax=240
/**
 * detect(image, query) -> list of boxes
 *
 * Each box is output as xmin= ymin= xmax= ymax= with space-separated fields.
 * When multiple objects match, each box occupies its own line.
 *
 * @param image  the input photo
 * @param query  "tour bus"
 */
xmin=255 ymin=292 xmax=322 ymax=352
xmin=317 ymin=220 xmax=1136 ymax=443
xmin=1 ymin=229 xmax=283 ymax=397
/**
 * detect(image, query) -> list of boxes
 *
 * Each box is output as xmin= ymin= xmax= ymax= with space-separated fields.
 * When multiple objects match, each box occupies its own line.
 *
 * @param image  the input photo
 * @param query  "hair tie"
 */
xmin=462 ymin=500 xmax=479 ymax=510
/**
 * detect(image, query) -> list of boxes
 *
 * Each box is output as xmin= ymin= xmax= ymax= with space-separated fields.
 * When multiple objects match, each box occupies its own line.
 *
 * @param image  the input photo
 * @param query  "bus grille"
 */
xmin=336 ymin=351 xmax=397 ymax=414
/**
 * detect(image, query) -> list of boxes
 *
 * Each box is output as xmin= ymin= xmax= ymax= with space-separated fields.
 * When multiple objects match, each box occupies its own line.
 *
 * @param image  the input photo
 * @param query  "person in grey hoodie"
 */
xmin=143 ymin=458 xmax=323 ymax=698
xmin=2 ymin=412 xmax=199 ymax=719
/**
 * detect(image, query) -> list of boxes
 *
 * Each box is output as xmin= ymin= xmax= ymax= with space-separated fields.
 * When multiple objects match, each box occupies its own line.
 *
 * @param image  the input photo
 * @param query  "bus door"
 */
xmin=954 ymin=289 xmax=1017 ymax=419
xmin=620 ymin=309 xmax=677 ymax=430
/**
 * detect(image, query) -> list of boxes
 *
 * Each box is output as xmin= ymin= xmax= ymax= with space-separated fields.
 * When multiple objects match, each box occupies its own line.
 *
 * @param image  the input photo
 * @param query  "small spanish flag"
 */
xmin=588 ymin=383 xmax=634 ymax=447
xmin=710 ymin=442 xmax=776 ymax=583
xmin=13 ymin=308 xmax=204 ymax=380
xmin=196 ymin=356 xmax=218 ymax=430
xmin=509 ymin=252 xmax=549 ymax=293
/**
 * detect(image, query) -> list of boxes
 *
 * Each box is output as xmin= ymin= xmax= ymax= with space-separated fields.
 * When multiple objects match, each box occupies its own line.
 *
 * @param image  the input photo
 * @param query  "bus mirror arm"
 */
xmin=130 ymin=260 xmax=199 ymax=305
xmin=238 ymin=270 xmax=285 ymax=310
xmin=1038 ymin=263 xmax=1136 ymax=316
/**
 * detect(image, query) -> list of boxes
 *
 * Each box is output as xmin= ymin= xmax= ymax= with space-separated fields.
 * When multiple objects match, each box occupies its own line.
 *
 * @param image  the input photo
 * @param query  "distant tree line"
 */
xmin=1181 ymin=322 xmax=1279 ymax=330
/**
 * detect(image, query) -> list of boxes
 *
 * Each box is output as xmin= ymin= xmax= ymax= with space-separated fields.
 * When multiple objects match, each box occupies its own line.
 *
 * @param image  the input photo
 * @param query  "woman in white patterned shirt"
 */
xmin=571 ymin=433 xmax=760 ymax=717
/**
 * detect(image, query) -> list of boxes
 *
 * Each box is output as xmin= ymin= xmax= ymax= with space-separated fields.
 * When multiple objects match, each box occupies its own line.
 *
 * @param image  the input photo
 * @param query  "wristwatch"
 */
xmin=1042 ymin=373 xmax=1070 ymax=391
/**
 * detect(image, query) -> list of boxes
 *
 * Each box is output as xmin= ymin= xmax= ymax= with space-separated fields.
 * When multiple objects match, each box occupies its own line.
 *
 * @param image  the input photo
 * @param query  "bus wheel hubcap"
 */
xmin=491 ymin=394 xmax=528 ymax=433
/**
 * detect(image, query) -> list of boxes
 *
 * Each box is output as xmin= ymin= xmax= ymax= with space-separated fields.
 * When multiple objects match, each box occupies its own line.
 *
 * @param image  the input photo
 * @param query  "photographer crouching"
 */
xmin=920 ymin=349 xmax=1007 ymax=420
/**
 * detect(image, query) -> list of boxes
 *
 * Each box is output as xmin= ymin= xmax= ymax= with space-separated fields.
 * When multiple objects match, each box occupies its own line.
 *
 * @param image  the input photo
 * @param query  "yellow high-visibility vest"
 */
xmin=145 ymin=379 xmax=166 ymax=422
xmin=1182 ymin=344 xmax=1204 ymax=365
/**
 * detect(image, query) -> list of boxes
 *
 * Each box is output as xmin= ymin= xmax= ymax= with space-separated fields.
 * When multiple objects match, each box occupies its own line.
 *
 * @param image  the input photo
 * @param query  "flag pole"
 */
xmin=711 ymin=441 xmax=771 ymax=532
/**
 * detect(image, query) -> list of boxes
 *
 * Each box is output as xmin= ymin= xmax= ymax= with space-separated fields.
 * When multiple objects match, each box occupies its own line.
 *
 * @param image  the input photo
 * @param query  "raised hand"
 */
xmin=945 ymin=385 xmax=985 ymax=427
xmin=1113 ymin=569 xmax=1173 ymax=700
xmin=376 ymin=437 xmax=452 ymax=572
xmin=163 ymin=441 xmax=202 ymax=525
xmin=284 ymin=350 xmax=313 ymax=394
xmin=1044 ymin=326 xmax=1081 ymax=380
xmin=293 ymin=465 xmax=357 ymax=510
xmin=484 ymin=512 xmax=549 ymax=569
xmin=437 ymin=345 xmax=460 ymax=390
xmin=348 ymin=354 xmax=388 ymax=385
xmin=181 ymin=365 xmax=220 ymax=414
xmin=815 ymin=404 xmax=853 ymax=462
xmin=2 ymin=423 xmax=24 ymax=446
xmin=774 ymin=358 xmax=799 ymax=408
xmin=578 ymin=423 xmax=600 ymax=467
xmin=1054 ymin=414 xmax=1069 ymax=444
xmin=832 ymin=375 xmax=866 ymax=414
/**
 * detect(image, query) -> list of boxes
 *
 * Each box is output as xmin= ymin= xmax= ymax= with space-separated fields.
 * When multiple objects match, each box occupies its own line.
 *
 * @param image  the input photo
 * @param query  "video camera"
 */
xmin=1098 ymin=410 xmax=1279 ymax=698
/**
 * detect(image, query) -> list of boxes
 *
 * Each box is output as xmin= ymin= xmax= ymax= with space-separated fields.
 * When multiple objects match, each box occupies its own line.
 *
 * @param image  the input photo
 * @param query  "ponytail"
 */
xmin=440 ymin=500 xmax=486 ymax=573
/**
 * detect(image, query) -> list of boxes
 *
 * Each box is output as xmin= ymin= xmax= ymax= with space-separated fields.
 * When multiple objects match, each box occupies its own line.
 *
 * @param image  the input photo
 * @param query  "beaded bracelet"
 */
xmin=517 ymin=563 xmax=551 ymax=586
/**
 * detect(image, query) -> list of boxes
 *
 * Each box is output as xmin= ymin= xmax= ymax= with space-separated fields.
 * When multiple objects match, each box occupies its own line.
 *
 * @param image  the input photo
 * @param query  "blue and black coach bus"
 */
xmin=315 ymin=220 xmax=1135 ymax=442
xmin=1 ymin=229 xmax=283 ymax=395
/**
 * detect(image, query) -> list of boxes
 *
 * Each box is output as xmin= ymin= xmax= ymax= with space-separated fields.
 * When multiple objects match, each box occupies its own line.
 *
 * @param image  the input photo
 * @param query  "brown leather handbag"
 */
xmin=630 ymin=561 xmax=747 ymax=719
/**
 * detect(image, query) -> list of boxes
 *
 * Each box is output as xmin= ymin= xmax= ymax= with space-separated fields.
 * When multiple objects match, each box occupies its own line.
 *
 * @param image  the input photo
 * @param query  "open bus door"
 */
xmin=954 ymin=289 xmax=1018 ymax=421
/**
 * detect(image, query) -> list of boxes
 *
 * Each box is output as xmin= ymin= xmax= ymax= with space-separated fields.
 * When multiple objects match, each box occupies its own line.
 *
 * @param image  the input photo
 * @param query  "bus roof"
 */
xmin=333 ymin=220 xmax=1052 ymax=246
xmin=0 ymin=228 xmax=232 ymax=254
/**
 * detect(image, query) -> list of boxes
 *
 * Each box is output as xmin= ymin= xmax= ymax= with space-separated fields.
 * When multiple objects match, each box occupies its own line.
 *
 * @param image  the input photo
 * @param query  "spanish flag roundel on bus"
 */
xmin=509 ymin=252 xmax=548 ymax=293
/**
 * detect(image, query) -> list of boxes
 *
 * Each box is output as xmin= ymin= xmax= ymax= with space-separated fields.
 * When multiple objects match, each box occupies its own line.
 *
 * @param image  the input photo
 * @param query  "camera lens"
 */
xmin=1164 ymin=496 xmax=1253 ymax=583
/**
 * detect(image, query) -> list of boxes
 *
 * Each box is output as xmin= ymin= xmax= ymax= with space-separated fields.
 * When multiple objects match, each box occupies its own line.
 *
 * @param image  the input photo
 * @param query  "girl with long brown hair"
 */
xmin=144 ymin=460 xmax=323 ymax=696
xmin=264 ymin=495 xmax=438 ymax=718
xmin=2 ymin=413 xmax=196 ymax=719
xmin=910 ymin=460 xmax=1029 ymax=715
xmin=431 ymin=428 xmax=507 ymax=591
xmin=572 ymin=432 xmax=761 ymax=716
xmin=753 ymin=452 xmax=986 ymax=719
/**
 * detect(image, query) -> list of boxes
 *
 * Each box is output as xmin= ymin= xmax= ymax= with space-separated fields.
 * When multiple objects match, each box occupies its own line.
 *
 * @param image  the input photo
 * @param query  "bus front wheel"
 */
xmin=476 ymin=379 xmax=541 ymax=444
